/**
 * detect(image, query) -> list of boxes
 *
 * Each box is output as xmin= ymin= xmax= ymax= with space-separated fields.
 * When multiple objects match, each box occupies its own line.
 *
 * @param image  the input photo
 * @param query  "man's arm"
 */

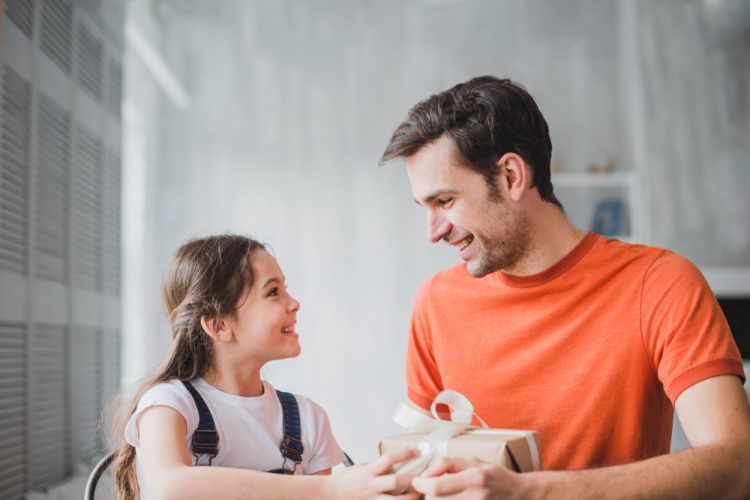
xmin=412 ymin=375 xmax=750 ymax=500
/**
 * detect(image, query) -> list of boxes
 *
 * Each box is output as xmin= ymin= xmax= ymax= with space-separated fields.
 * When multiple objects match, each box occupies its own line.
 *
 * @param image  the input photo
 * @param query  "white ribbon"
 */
xmin=391 ymin=390 xmax=541 ymax=475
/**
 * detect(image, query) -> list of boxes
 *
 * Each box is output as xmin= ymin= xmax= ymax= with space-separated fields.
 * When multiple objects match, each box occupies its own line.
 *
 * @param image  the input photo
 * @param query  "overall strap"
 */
xmin=276 ymin=390 xmax=303 ymax=473
xmin=181 ymin=381 xmax=219 ymax=465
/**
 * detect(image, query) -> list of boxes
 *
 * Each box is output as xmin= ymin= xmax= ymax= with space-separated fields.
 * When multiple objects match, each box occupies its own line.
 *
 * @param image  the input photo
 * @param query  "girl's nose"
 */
xmin=288 ymin=294 xmax=300 ymax=313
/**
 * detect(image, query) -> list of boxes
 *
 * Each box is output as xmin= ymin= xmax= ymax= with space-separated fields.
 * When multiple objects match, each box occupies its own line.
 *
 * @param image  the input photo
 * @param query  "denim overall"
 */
xmin=181 ymin=381 xmax=304 ymax=474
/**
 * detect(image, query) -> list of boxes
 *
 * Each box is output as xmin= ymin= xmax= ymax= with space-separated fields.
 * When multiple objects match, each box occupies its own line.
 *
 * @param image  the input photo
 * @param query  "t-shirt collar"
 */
xmin=192 ymin=377 xmax=275 ymax=407
xmin=490 ymin=231 xmax=599 ymax=288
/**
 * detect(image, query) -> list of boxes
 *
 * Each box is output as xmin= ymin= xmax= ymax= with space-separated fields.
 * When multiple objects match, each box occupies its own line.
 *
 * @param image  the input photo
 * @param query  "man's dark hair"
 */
xmin=379 ymin=76 xmax=563 ymax=210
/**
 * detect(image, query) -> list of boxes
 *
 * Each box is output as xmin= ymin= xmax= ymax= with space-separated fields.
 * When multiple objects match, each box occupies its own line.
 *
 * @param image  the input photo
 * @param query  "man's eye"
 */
xmin=438 ymin=198 xmax=453 ymax=207
xmin=267 ymin=287 xmax=279 ymax=297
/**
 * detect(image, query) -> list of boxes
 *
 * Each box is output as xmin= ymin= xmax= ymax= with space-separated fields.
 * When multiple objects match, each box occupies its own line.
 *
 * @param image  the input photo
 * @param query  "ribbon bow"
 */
xmin=391 ymin=390 xmax=541 ymax=475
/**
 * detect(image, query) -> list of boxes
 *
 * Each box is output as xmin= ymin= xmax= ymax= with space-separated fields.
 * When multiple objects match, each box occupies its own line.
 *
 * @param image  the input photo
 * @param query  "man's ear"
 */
xmin=200 ymin=316 xmax=233 ymax=343
xmin=496 ymin=153 xmax=528 ymax=202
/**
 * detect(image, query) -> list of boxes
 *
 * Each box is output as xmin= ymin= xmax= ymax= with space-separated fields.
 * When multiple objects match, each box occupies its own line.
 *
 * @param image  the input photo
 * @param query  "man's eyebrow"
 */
xmin=415 ymin=189 xmax=457 ymax=205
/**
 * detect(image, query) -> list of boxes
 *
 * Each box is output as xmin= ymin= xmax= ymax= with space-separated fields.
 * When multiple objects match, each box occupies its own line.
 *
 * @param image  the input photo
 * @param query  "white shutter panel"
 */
xmin=72 ymin=125 xmax=103 ymax=291
xmin=0 ymin=66 xmax=32 ymax=274
xmin=4 ymin=0 xmax=35 ymax=39
xmin=35 ymin=94 xmax=71 ymax=284
xmin=29 ymin=324 xmax=70 ymax=489
xmin=0 ymin=1 xmax=123 ymax=496
xmin=103 ymin=150 xmax=119 ymax=294
xmin=75 ymin=23 xmax=103 ymax=102
xmin=0 ymin=322 xmax=27 ymax=500
xmin=38 ymin=0 xmax=74 ymax=74
xmin=70 ymin=325 xmax=101 ymax=463
xmin=105 ymin=58 xmax=121 ymax=119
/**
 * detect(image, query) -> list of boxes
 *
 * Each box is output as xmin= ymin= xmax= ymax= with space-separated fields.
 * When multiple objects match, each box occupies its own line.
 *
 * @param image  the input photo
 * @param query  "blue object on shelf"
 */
xmin=591 ymin=199 xmax=623 ymax=237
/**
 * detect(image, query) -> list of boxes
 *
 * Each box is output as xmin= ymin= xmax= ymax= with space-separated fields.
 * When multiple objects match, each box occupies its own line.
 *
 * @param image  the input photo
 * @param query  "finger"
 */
xmin=420 ymin=457 xmax=485 ymax=477
xmin=424 ymin=489 xmax=481 ymax=500
xmin=379 ymin=492 xmax=421 ymax=500
xmin=412 ymin=467 xmax=488 ymax=496
xmin=370 ymin=449 xmax=420 ymax=475
xmin=378 ymin=492 xmax=421 ymax=500
xmin=372 ymin=472 xmax=416 ymax=492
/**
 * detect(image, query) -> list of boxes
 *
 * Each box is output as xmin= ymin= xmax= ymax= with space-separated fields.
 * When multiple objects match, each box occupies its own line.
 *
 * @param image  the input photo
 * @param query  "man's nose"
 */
xmin=427 ymin=210 xmax=451 ymax=243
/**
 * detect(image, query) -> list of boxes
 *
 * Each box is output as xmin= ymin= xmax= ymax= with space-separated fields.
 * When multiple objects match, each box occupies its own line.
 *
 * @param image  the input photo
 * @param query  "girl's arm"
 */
xmin=139 ymin=405 xmax=418 ymax=500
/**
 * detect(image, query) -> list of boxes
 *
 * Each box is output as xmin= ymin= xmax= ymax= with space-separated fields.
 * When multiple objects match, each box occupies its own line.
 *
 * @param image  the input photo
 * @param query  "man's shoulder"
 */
xmin=586 ymin=237 xmax=710 ymax=296
xmin=587 ymin=236 xmax=672 ymax=272
xmin=592 ymin=237 xmax=699 ymax=270
xmin=592 ymin=236 xmax=664 ymax=259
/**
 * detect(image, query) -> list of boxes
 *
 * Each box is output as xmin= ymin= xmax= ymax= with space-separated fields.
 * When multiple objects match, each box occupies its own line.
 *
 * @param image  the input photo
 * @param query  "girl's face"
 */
xmin=226 ymin=250 xmax=301 ymax=364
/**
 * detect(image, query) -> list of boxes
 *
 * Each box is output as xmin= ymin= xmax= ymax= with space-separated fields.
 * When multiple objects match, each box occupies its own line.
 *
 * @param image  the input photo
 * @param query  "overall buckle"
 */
xmin=192 ymin=429 xmax=219 ymax=465
xmin=281 ymin=434 xmax=303 ymax=473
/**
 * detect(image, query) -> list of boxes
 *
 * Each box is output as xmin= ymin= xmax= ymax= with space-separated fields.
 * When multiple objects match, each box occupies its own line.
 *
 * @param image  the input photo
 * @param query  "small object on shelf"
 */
xmin=586 ymin=158 xmax=617 ymax=174
xmin=591 ymin=199 xmax=623 ymax=237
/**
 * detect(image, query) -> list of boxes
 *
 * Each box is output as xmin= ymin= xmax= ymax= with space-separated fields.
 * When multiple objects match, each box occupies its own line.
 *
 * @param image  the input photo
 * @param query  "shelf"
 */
xmin=552 ymin=171 xmax=635 ymax=187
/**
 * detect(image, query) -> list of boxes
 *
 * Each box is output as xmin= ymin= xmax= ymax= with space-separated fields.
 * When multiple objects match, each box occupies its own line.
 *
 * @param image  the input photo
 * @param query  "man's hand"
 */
xmin=411 ymin=457 xmax=530 ymax=499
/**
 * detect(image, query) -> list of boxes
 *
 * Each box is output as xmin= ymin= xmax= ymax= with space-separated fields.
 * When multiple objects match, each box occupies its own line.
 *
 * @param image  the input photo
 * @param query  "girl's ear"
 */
xmin=200 ymin=316 xmax=233 ymax=342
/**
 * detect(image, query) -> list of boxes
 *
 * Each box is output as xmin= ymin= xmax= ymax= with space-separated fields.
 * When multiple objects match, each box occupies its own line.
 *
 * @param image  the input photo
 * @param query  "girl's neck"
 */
xmin=202 ymin=363 xmax=265 ymax=397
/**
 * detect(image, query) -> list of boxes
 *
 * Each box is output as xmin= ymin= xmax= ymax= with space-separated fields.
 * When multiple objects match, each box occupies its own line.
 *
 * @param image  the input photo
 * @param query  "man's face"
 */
xmin=406 ymin=136 xmax=530 ymax=277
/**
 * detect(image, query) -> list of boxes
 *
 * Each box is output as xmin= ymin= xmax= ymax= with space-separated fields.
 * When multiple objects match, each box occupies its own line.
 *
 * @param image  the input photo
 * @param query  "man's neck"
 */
xmin=502 ymin=203 xmax=586 ymax=277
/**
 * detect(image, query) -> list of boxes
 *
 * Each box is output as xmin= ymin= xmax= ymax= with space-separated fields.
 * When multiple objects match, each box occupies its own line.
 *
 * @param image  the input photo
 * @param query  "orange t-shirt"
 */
xmin=406 ymin=232 xmax=745 ymax=471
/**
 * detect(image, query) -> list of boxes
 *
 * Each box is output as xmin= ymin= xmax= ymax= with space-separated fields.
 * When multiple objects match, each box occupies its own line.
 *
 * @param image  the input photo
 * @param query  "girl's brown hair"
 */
xmin=112 ymin=234 xmax=265 ymax=499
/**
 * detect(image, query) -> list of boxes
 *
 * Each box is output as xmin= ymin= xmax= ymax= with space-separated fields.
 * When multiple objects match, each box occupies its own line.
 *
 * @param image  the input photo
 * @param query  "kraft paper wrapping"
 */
xmin=379 ymin=430 xmax=542 ymax=474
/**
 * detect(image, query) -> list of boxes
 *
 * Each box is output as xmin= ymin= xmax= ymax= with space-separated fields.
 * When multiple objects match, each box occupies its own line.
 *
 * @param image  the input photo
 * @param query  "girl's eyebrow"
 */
xmin=262 ymin=276 xmax=285 ymax=288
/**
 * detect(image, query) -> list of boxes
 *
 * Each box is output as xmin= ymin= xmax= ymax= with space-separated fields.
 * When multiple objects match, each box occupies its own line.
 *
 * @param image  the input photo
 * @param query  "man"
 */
xmin=379 ymin=76 xmax=750 ymax=499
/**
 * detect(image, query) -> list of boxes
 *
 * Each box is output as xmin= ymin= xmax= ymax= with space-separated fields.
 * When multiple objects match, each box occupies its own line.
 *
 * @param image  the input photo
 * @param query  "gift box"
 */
xmin=379 ymin=429 xmax=541 ymax=473
xmin=379 ymin=390 xmax=542 ymax=482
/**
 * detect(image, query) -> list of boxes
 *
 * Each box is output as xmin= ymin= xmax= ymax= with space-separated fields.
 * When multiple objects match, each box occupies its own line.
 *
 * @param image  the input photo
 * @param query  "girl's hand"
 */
xmin=328 ymin=449 xmax=422 ymax=500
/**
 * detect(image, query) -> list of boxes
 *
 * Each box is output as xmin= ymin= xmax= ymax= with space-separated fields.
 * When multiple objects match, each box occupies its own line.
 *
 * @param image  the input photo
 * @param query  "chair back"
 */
xmin=85 ymin=451 xmax=118 ymax=500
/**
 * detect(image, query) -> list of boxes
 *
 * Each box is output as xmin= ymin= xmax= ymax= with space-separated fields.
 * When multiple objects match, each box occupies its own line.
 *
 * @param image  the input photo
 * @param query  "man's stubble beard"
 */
xmin=465 ymin=199 xmax=532 ymax=278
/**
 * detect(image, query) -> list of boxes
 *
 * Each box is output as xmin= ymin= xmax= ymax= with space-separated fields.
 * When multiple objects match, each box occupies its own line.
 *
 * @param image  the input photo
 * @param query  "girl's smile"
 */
xmin=281 ymin=320 xmax=298 ymax=338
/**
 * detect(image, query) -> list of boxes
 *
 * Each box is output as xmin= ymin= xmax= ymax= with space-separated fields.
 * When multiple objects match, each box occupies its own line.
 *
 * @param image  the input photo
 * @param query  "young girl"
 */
xmin=114 ymin=235 xmax=418 ymax=500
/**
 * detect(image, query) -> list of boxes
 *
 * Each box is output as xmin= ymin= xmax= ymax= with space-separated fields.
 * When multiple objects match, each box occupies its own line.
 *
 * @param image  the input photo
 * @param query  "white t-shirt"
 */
xmin=124 ymin=378 xmax=345 ymax=500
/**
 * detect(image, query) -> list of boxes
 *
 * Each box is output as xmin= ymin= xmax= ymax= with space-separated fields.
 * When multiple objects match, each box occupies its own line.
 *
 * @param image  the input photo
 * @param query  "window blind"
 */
xmin=0 ymin=0 xmax=123 ymax=497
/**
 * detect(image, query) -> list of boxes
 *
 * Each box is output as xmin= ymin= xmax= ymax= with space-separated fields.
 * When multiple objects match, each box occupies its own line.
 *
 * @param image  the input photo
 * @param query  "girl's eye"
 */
xmin=267 ymin=287 xmax=279 ymax=297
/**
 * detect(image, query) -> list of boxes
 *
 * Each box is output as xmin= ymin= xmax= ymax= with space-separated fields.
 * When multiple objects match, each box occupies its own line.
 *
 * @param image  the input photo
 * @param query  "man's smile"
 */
xmin=447 ymin=233 xmax=475 ymax=259
xmin=456 ymin=235 xmax=474 ymax=250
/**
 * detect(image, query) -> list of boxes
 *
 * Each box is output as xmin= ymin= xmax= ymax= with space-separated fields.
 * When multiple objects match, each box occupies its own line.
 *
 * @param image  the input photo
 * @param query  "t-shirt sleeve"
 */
xmin=297 ymin=397 xmax=345 ymax=474
xmin=406 ymin=278 xmax=444 ymax=410
xmin=124 ymin=381 xmax=198 ymax=448
xmin=641 ymin=251 xmax=745 ymax=405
